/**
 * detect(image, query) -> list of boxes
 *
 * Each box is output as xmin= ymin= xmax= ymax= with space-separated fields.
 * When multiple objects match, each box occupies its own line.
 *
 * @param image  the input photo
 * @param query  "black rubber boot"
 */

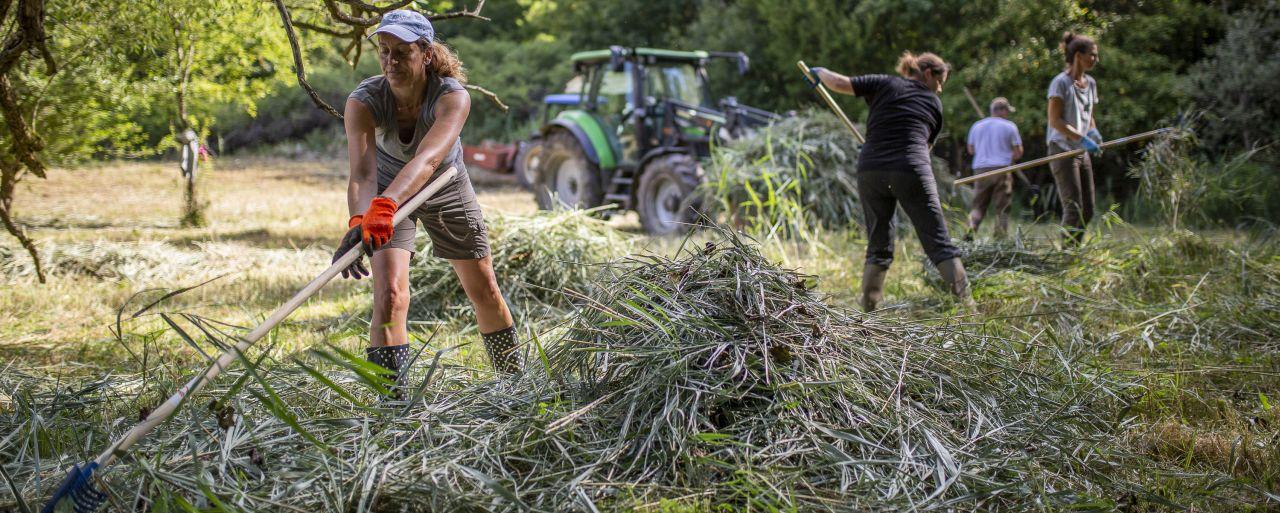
xmin=481 ymin=326 xmax=521 ymax=374
xmin=860 ymin=264 xmax=889 ymax=312
xmin=366 ymin=344 xmax=411 ymax=399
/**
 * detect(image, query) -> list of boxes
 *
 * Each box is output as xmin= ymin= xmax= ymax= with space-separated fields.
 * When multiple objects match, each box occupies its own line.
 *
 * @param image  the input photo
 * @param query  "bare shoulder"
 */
xmin=436 ymin=88 xmax=471 ymax=114
xmin=344 ymin=98 xmax=375 ymax=128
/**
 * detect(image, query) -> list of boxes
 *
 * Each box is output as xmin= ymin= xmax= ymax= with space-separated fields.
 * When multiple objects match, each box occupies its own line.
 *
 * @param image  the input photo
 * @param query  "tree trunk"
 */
xmin=181 ymin=163 xmax=203 ymax=227
xmin=0 ymin=160 xmax=45 ymax=283
xmin=174 ymin=37 xmax=204 ymax=228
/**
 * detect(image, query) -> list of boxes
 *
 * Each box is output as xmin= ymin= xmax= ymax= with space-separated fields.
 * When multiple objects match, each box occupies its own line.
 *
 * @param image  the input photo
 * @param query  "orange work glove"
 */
xmin=361 ymin=196 xmax=398 ymax=250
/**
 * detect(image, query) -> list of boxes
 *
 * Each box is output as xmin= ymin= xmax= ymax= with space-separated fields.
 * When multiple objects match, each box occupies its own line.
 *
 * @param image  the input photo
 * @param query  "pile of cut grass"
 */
xmin=6 ymin=229 xmax=1218 ymax=512
xmin=919 ymin=229 xmax=1280 ymax=496
xmin=405 ymin=208 xmax=631 ymax=321
xmin=699 ymin=111 xmax=863 ymax=238
xmin=698 ymin=111 xmax=970 ymax=240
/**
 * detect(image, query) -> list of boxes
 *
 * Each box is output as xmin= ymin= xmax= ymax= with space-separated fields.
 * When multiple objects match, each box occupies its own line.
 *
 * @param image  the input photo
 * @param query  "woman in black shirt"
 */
xmin=806 ymin=52 xmax=970 ymax=311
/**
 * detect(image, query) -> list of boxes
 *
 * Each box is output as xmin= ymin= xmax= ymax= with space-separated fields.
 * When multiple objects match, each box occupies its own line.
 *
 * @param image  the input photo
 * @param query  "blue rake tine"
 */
xmin=41 ymin=462 xmax=108 ymax=513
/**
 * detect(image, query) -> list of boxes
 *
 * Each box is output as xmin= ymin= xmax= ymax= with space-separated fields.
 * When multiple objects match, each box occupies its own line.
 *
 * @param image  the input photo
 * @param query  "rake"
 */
xmin=797 ymin=60 xmax=865 ymax=144
xmin=40 ymin=167 xmax=459 ymax=513
xmin=955 ymin=129 xmax=1172 ymax=185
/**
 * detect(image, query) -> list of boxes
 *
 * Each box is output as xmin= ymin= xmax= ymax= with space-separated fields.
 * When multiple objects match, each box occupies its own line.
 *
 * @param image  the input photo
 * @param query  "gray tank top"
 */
xmin=348 ymin=74 xmax=466 ymax=186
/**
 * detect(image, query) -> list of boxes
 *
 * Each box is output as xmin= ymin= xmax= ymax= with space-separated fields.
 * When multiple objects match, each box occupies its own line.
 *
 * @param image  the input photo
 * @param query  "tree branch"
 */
xmin=0 ymin=72 xmax=45 ymax=177
xmin=322 ymin=0 xmax=378 ymax=26
xmin=427 ymin=0 xmax=490 ymax=22
xmin=293 ymin=20 xmax=361 ymax=38
xmin=330 ymin=0 xmax=413 ymax=14
xmin=465 ymin=83 xmax=507 ymax=111
xmin=273 ymin=0 xmax=343 ymax=121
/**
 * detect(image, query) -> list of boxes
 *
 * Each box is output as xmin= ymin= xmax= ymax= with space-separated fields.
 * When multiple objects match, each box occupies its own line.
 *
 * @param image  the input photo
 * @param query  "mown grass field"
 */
xmin=2 ymin=159 xmax=1277 ymax=511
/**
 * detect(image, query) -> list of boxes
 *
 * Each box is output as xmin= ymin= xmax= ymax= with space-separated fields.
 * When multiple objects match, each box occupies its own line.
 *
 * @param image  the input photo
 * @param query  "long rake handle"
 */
xmin=955 ymin=128 xmax=1172 ymax=186
xmin=797 ymin=60 xmax=865 ymax=144
xmin=91 ymin=166 xmax=459 ymax=469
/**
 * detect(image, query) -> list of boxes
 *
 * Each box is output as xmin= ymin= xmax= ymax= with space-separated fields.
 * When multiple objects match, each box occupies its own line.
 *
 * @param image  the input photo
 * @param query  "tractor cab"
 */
xmin=532 ymin=46 xmax=782 ymax=235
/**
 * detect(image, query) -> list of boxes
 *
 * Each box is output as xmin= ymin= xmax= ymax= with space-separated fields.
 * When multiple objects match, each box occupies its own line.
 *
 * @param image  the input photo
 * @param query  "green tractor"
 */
xmin=532 ymin=46 xmax=782 ymax=235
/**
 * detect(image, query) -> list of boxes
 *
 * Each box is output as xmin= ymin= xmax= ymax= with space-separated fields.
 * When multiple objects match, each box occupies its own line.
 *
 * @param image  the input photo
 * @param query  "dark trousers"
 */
xmin=857 ymin=169 xmax=961 ymax=267
xmin=968 ymin=167 xmax=1013 ymax=237
xmin=1048 ymin=142 xmax=1095 ymax=243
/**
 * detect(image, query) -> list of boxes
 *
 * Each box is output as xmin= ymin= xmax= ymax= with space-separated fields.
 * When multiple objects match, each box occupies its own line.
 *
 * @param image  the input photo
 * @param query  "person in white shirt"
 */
xmin=965 ymin=97 xmax=1023 ymax=239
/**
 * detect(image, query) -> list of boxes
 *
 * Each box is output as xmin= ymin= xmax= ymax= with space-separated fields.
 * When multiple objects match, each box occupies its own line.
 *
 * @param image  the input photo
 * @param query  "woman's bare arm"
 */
xmin=816 ymin=69 xmax=855 ymax=95
xmin=1047 ymin=97 xmax=1084 ymax=142
xmin=380 ymin=91 xmax=471 ymax=203
xmin=345 ymin=99 xmax=379 ymax=216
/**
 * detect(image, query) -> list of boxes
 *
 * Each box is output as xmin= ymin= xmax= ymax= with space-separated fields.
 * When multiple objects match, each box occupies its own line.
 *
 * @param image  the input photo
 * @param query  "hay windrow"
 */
xmin=406 ymin=208 xmax=632 ymax=321
xmin=0 ymin=240 xmax=329 ymax=283
xmin=1 ymin=229 xmax=1162 ymax=512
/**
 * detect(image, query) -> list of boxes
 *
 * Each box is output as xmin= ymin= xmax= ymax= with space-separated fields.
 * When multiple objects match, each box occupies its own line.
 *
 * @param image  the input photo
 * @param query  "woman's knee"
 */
xmin=375 ymin=281 xmax=412 ymax=315
xmin=467 ymin=278 xmax=504 ymax=309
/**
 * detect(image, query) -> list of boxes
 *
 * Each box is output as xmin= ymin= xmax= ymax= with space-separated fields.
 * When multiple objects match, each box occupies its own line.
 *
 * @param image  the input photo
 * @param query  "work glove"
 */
xmin=361 ymin=196 xmax=398 ymax=250
xmin=1085 ymin=128 xmax=1103 ymax=145
xmin=1080 ymin=135 xmax=1102 ymax=155
xmin=804 ymin=66 xmax=827 ymax=89
xmin=333 ymin=216 xmax=370 ymax=279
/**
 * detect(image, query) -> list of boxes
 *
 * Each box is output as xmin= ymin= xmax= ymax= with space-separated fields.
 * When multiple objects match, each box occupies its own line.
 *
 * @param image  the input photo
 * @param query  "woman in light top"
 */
xmin=333 ymin=11 xmax=520 ymax=391
xmin=1046 ymin=32 xmax=1103 ymax=244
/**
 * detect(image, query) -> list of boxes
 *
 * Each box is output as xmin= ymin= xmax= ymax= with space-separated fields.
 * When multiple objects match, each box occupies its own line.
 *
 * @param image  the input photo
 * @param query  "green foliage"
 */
xmin=1129 ymin=123 xmax=1280 ymax=229
xmin=449 ymin=35 xmax=575 ymax=143
xmin=1185 ymin=4 xmax=1280 ymax=153
xmin=4 ymin=0 xmax=157 ymax=164
xmin=122 ymin=0 xmax=294 ymax=146
xmin=209 ymin=48 xmax=378 ymax=154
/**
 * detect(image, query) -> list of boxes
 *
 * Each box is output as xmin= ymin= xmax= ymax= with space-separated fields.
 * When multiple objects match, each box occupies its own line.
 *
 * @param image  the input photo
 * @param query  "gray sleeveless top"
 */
xmin=348 ymin=74 xmax=466 ymax=186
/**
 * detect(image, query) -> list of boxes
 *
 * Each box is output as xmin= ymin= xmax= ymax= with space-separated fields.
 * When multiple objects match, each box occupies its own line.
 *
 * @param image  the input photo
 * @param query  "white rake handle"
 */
xmin=92 ymin=166 xmax=459 ymax=468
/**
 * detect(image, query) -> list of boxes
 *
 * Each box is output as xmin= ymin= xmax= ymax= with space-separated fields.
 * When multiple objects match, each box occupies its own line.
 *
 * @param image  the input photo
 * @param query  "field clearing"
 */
xmin=2 ymin=159 xmax=1277 ymax=511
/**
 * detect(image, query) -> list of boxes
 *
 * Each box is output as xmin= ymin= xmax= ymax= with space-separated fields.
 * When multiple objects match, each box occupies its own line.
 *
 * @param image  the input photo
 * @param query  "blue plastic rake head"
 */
xmin=41 ymin=462 xmax=107 ymax=513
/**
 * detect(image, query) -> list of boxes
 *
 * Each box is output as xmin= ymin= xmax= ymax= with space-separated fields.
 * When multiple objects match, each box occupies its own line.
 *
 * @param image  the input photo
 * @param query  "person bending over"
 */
xmin=806 ymin=52 xmax=971 ymax=311
xmin=334 ymin=11 xmax=521 ymax=392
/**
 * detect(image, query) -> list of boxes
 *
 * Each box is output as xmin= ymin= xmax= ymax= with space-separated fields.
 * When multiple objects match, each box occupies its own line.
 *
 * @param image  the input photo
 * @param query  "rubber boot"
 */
xmin=482 ymin=326 xmax=522 ymax=374
xmin=366 ymin=344 xmax=411 ymax=400
xmin=860 ymin=264 xmax=889 ymax=312
xmin=935 ymin=257 xmax=974 ymax=306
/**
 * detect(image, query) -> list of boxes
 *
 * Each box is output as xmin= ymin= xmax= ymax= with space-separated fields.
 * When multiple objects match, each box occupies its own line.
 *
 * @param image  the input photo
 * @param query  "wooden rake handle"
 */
xmin=955 ymin=129 xmax=1172 ymax=186
xmin=93 ymin=166 xmax=460 ymax=468
xmin=797 ymin=60 xmax=865 ymax=145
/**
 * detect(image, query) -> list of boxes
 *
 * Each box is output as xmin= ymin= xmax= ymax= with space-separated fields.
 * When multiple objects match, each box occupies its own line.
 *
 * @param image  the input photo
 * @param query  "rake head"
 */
xmin=41 ymin=462 xmax=107 ymax=513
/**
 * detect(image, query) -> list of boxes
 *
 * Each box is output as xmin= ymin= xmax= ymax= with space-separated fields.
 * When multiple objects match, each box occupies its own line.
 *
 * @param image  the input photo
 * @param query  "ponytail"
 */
xmin=1060 ymin=32 xmax=1097 ymax=66
xmin=896 ymin=51 xmax=949 ymax=80
xmin=419 ymin=40 xmax=467 ymax=84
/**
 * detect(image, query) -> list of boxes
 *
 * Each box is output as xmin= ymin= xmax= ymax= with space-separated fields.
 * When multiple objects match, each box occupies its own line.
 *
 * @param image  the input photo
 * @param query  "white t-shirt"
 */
xmin=1046 ymin=71 xmax=1098 ymax=148
xmin=967 ymin=117 xmax=1022 ymax=169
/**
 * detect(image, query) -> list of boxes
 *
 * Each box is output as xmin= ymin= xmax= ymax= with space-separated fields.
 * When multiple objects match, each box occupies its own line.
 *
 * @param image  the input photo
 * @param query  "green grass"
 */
xmin=1 ymin=159 xmax=1277 ymax=511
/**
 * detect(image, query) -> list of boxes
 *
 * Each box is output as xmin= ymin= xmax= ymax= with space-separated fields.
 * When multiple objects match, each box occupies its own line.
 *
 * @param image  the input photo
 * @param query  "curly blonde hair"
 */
xmin=418 ymin=40 xmax=467 ymax=84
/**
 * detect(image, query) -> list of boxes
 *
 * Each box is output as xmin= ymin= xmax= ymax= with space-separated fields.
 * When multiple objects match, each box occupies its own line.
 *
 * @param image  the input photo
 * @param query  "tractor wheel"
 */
xmin=534 ymin=130 xmax=603 ymax=210
xmin=513 ymin=139 xmax=543 ymax=191
xmin=637 ymin=153 xmax=705 ymax=235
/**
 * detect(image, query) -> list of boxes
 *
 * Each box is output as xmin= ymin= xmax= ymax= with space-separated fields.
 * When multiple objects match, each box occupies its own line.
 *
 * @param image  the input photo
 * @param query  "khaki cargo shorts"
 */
xmin=377 ymin=163 xmax=490 ymax=260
